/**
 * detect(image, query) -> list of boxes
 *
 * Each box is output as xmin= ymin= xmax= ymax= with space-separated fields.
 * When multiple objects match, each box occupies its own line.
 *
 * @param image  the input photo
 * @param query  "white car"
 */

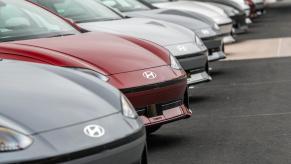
xmin=252 ymin=0 xmax=265 ymax=12
xmin=146 ymin=0 xmax=235 ymax=43
xmin=229 ymin=0 xmax=251 ymax=20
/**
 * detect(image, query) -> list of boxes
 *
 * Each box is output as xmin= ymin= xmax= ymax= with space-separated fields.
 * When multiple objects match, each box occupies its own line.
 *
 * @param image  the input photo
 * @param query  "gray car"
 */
xmin=0 ymin=60 xmax=147 ymax=164
xmin=143 ymin=0 xmax=235 ymax=43
xmin=98 ymin=0 xmax=226 ymax=62
xmin=194 ymin=0 xmax=249 ymax=33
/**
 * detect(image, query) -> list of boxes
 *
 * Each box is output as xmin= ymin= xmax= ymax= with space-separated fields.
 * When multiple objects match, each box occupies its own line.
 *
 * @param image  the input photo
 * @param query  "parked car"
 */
xmin=196 ymin=0 xmax=252 ymax=24
xmin=252 ymin=0 xmax=265 ymax=12
xmin=228 ymin=0 xmax=252 ymax=19
xmin=96 ymin=0 xmax=226 ymax=62
xmin=143 ymin=0 xmax=235 ymax=43
xmin=206 ymin=2 xmax=248 ymax=34
xmin=32 ymin=0 xmax=211 ymax=85
xmin=245 ymin=0 xmax=257 ymax=18
xmin=0 ymin=0 xmax=192 ymax=133
xmin=0 ymin=60 xmax=147 ymax=163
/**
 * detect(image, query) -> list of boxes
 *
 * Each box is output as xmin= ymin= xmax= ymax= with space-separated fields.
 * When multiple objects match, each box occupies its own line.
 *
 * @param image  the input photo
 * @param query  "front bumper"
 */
xmin=122 ymin=76 xmax=192 ymax=127
xmin=175 ymin=50 xmax=212 ymax=84
xmin=219 ymin=22 xmax=236 ymax=43
xmin=231 ymin=14 xmax=249 ymax=34
xmin=175 ymin=50 xmax=208 ymax=72
xmin=255 ymin=2 xmax=265 ymax=11
xmin=219 ymin=22 xmax=233 ymax=36
xmin=202 ymin=37 xmax=226 ymax=62
xmin=0 ymin=114 xmax=146 ymax=164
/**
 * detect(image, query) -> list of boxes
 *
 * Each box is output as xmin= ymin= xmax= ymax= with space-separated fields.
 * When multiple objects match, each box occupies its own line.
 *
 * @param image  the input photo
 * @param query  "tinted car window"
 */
xmin=0 ymin=0 xmax=79 ymax=42
xmin=33 ymin=0 xmax=122 ymax=23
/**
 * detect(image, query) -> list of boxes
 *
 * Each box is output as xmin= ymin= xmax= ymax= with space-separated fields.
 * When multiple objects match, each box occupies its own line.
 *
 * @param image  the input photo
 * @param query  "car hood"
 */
xmin=208 ymin=2 xmax=238 ymax=16
xmin=193 ymin=1 xmax=227 ymax=16
xmin=9 ymin=32 xmax=168 ymax=75
xmin=0 ymin=60 xmax=122 ymax=134
xmin=78 ymin=17 xmax=195 ymax=46
xmin=229 ymin=0 xmax=250 ymax=10
xmin=153 ymin=1 xmax=232 ymax=24
xmin=126 ymin=9 xmax=211 ymax=31
xmin=201 ymin=0 xmax=243 ymax=11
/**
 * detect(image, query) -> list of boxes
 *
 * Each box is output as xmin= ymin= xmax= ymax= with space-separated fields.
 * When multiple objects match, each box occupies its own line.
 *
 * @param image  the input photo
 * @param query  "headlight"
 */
xmin=201 ymin=29 xmax=211 ymax=36
xmin=170 ymin=55 xmax=182 ymax=70
xmin=213 ymin=23 xmax=220 ymax=30
xmin=121 ymin=94 xmax=138 ymax=119
xmin=71 ymin=68 xmax=109 ymax=82
xmin=195 ymin=36 xmax=206 ymax=49
xmin=197 ymin=28 xmax=216 ymax=38
xmin=0 ymin=127 xmax=33 ymax=152
xmin=233 ymin=9 xmax=239 ymax=15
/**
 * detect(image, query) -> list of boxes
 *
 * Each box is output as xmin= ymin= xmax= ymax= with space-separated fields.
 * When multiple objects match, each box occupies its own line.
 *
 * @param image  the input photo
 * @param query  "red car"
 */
xmin=0 ymin=0 xmax=191 ymax=133
xmin=245 ymin=0 xmax=257 ymax=18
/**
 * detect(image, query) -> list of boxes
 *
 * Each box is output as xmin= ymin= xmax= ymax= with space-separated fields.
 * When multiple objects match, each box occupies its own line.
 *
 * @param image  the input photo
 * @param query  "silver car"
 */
xmin=0 ymin=60 xmax=147 ymax=164
xmin=97 ymin=0 xmax=226 ymax=62
xmin=144 ymin=0 xmax=235 ymax=43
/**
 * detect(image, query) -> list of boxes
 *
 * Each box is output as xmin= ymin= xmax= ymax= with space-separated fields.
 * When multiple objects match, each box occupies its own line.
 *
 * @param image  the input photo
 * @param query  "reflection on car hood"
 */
xmin=0 ymin=60 xmax=121 ymax=134
xmin=153 ymin=1 xmax=232 ymax=24
xmin=126 ymin=9 xmax=212 ymax=31
xmin=78 ymin=17 xmax=195 ymax=46
xmin=9 ymin=32 xmax=168 ymax=75
xmin=193 ymin=1 xmax=227 ymax=16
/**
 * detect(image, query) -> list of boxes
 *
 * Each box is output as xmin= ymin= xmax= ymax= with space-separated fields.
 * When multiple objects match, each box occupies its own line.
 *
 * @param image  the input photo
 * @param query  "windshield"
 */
xmin=32 ymin=0 xmax=122 ymax=23
xmin=97 ymin=0 xmax=150 ymax=12
xmin=0 ymin=0 xmax=80 ymax=42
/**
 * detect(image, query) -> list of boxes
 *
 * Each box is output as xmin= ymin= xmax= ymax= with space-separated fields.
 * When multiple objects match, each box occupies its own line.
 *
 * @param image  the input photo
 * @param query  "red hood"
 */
xmin=5 ymin=32 xmax=169 ymax=75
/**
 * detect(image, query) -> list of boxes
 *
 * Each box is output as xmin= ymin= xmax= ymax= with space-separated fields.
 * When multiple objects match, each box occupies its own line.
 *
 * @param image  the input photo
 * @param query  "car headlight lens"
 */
xmin=71 ymin=68 xmax=109 ymax=82
xmin=201 ymin=29 xmax=211 ymax=36
xmin=233 ymin=9 xmax=239 ymax=15
xmin=195 ymin=36 xmax=206 ymax=49
xmin=121 ymin=95 xmax=138 ymax=119
xmin=170 ymin=55 xmax=182 ymax=70
xmin=0 ymin=127 xmax=33 ymax=152
xmin=214 ymin=23 xmax=220 ymax=30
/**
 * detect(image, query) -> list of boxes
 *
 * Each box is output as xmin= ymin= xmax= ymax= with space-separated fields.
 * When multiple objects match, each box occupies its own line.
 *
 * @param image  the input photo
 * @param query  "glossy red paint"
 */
xmin=0 ymin=32 xmax=191 ymax=127
xmin=0 ymin=0 xmax=192 ymax=128
xmin=245 ymin=0 xmax=256 ymax=18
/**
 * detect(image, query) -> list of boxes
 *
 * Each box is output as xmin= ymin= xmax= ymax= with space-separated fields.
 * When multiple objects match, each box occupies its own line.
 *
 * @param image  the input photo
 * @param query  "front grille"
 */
xmin=136 ymin=99 xmax=183 ymax=117
xmin=121 ymin=76 xmax=186 ymax=94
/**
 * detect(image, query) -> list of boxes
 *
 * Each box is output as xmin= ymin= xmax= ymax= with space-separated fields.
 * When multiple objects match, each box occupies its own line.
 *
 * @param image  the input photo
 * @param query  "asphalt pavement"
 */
xmin=148 ymin=2 xmax=291 ymax=164
xmin=225 ymin=1 xmax=291 ymax=60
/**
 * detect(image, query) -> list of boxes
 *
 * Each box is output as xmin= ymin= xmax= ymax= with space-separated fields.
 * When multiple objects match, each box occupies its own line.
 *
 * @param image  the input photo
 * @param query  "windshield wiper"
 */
xmin=75 ymin=17 xmax=121 ymax=23
xmin=47 ymin=33 xmax=76 ymax=38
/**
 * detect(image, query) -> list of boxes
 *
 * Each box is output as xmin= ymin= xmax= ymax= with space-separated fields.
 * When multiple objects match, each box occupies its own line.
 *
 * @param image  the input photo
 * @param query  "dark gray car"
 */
xmin=0 ymin=60 xmax=147 ymax=164
xmin=98 ymin=0 xmax=226 ymax=62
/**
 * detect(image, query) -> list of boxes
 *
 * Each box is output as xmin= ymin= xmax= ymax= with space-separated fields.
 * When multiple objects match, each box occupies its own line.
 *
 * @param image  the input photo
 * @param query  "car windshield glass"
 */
xmin=0 ymin=0 xmax=80 ymax=42
xmin=32 ymin=0 xmax=122 ymax=23
xmin=97 ymin=0 xmax=150 ymax=12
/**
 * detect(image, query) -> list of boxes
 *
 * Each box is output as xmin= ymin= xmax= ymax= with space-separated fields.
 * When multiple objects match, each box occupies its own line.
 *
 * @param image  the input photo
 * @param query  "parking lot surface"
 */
xmin=226 ymin=1 xmax=291 ymax=60
xmin=148 ymin=2 xmax=291 ymax=164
